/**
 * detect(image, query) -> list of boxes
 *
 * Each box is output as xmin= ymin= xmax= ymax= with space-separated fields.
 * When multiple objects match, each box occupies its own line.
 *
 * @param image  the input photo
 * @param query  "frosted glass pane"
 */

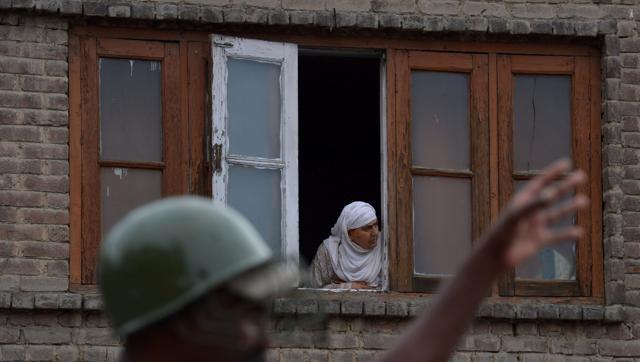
xmin=101 ymin=167 xmax=162 ymax=237
xmin=99 ymin=58 xmax=162 ymax=162
xmin=413 ymin=176 xmax=472 ymax=276
xmin=411 ymin=71 xmax=470 ymax=170
xmin=514 ymin=75 xmax=571 ymax=172
xmin=513 ymin=181 xmax=576 ymax=280
xmin=228 ymin=165 xmax=282 ymax=252
xmin=228 ymin=58 xmax=281 ymax=159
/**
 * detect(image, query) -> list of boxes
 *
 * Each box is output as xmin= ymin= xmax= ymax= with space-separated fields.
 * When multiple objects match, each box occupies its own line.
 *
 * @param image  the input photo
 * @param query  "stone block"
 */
xmin=131 ymin=2 xmax=155 ymax=19
xmin=364 ymin=300 xmax=386 ymax=316
xmin=108 ymin=5 xmax=130 ymax=18
xmin=386 ymin=301 xmax=408 ymax=316
xmin=341 ymin=299 xmax=363 ymax=315
xmin=34 ymin=292 xmax=59 ymax=309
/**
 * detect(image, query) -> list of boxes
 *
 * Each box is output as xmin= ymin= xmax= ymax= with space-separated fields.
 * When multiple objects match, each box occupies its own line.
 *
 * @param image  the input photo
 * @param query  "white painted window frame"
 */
xmin=210 ymin=34 xmax=299 ymax=262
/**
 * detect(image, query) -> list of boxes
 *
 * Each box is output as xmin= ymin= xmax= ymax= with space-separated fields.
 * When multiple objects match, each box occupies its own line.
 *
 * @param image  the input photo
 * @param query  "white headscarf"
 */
xmin=323 ymin=201 xmax=382 ymax=287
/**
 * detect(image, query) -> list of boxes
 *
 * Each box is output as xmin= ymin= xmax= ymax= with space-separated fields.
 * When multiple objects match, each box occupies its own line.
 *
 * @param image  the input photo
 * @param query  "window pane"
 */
xmin=411 ymin=71 xmax=470 ymax=170
xmin=514 ymin=75 xmax=571 ymax=172
xmin=413 ymin=176 xmax=471 ymax=276
xmin=101 ymin=167 xmax=162 ymax=237
xmin=513 ymin=180 xmax=576 ymax=280
xmin=99 ymin=58 xmax=163 ymax=162
xmin=228 ymin=165 xmax=282 ymax=252
xmin=228 ymin=58 xmax=281 ymax=159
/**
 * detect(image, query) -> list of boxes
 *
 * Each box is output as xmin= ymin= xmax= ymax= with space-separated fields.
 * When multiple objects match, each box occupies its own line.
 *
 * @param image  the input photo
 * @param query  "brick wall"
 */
xmin=1 ymin=0 xmax=640 ymax=360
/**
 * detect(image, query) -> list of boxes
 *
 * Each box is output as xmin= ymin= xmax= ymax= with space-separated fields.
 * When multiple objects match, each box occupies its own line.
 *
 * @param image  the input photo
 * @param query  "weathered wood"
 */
xmin=80 ymin=37 xmax=100 ymax=284
xmin=69 ymin=33 xmax=83 ymax=286
xmin=496 ymin=55 xmax=515 ymax=296
xmin=97 ymin=38 xmax=164 ymax=59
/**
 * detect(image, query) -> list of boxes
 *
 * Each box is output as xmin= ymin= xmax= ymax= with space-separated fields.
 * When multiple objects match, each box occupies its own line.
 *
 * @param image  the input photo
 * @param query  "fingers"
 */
xmin=543 ymin=195 xmax=590 ymax=224
xmin=540 ymin=169 xmax=588 ymax=204
xmin=544 ymin=226 xmax=584 ymax=245
xmin=521 ymin=158 xmax=572 ymax=198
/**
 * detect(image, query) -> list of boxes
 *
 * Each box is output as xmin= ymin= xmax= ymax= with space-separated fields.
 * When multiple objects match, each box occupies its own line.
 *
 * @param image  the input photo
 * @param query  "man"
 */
xmin=99 ymin=159 xmax=587 ymax=361
xmin=99 ymin=197 xmax=299 ymax=361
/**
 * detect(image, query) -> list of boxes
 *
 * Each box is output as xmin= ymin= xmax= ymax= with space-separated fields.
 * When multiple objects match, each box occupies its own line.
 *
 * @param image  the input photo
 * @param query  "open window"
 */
xmin=298 ymin=51 xmax=382 ymax=265
xmin=211 ymin=37 xmax=384 ymax=281
xmin=211 ymin=35 xmax=299 ymax=261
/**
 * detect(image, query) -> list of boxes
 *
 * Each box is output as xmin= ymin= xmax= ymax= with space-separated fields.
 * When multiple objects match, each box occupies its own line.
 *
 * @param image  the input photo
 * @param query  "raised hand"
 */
xmin=485 ymin=158 xmax=589 ymax=269
xmin=383 ymin=158 xmax=590 ymax=362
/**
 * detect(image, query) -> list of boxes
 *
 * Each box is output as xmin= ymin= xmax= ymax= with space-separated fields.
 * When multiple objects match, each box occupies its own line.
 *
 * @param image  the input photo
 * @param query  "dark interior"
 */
xmin=298 ymin=53 xmax=381 ymax=264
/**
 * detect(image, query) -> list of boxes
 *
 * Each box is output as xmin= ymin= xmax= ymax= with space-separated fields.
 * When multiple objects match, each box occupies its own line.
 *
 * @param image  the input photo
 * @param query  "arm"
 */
xmin=383 ymin=159 xmax=588 ymax=362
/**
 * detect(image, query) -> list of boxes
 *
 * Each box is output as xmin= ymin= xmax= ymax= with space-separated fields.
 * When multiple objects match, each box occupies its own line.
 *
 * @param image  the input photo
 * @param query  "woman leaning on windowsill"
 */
xmin=307 ymin=201 xmax=382 ymax=290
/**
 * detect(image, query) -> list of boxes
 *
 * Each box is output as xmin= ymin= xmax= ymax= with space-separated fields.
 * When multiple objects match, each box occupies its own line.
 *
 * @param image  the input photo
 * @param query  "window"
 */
xmin=71 ymin=29 xmax=601 ymax=298
xmin=391 ymin=50 xmax=602 ymax=297
xmin=210 ymin=35 xmax=299 ymax=261
xmin=69 ymin=32 xmax=210 ymax=286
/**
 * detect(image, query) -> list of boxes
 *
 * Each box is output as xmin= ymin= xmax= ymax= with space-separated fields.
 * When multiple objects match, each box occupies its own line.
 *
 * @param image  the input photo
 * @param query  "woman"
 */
xmin=308 ymin=201 xmax=382 ymax=289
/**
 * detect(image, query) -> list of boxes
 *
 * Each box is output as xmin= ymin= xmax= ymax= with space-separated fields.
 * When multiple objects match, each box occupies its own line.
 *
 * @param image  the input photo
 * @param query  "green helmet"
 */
xmin=98 ymin=196 xmax=273 ymax=337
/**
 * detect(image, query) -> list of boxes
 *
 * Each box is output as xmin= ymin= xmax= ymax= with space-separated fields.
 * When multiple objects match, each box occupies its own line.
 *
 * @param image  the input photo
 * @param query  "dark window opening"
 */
xmin=298 ymin=52 xmax=382 ymax=264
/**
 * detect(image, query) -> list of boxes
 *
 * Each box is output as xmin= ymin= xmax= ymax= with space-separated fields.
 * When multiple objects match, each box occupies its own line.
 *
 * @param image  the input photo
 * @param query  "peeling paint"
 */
xmin=129 ymin=60 xmax=135 ymax=77
xmin=113 ymin=167 xmax=128 ymax=180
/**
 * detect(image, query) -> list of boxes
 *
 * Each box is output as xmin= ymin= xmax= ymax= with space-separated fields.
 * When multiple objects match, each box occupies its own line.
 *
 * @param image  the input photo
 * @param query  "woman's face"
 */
xmin=348 ymin=219 xmax=379 ymax=250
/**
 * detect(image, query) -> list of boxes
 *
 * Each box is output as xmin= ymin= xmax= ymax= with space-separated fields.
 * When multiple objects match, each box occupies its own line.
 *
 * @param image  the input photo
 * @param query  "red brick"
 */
xmin=0 ymin=206 xmax=19 ymax=222
xmin=0 ymin=125 xmax=42 ymax=142
xmin=0 ymin=174 xmax=19 ymax=189
xmin=0 ymin=90 xmax=43 ymax=108
xmin=0 ymin=141 xmax=20 ymax=157
xmin=20 ymin=75 xmax=67 ymax=93
xmin=20 ymin=276 xmax=68 ymax=291
xmin=21 ymin=175 xmax=68 ymax=192
xmin=44 ymin=160 xmax=68 ymax=175
xmin=0 ymin=240 xmax=18 ymax=256
xmin=0 ymin=56 xmax=45 ymax=75
xmin=23 ymin=327 xmax=72 ymax=344
xmin=44 ymin=193 xmax=68 ymax=209
xmin=44 ymin=93 xmax=67 ymax=110
xmin=44 ymin=60 xmax=66 ymax=77
xmin=0 ymin=224 xmax=46 ymax=241
xmin=45 ymin=225 xmax=68 ymax=242
xmin=0 ymin=190 xmax=44 ymax=207
xmin=21 ymin=143 xmax=67 ymax=159
xmin=19 ymin=241 xmax=68 ymax=259
xmin=43 ymin=127 xmax=67 ymax=144
xmin=21 ymin=109 xmax=67 ymax=126
xmin=0 ymin=41 xmax=67 ymax=60
xmin=0 ymin=73 xmax=17 ymax=90
xmin=0 ymin=258 xmax=44 ymax=275
xmin=0 ymin=108 xmax=19 ymax=124
xmin=20 ymin=208 xmax=68 ymax=224
xmin=45 ymin=260 xmax=67 ymax=277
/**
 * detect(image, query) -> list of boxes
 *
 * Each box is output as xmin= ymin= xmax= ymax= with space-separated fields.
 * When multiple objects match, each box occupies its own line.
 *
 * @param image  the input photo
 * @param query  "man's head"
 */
xmin=98 ymin=196 xmax=297 ymax=360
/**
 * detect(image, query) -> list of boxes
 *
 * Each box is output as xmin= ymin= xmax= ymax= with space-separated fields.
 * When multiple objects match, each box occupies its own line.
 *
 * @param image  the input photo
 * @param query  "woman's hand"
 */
xmin=483 ymin=158 xmax=589 ymax=270
xmin=349 ymin=281 xmax=370 ymax=289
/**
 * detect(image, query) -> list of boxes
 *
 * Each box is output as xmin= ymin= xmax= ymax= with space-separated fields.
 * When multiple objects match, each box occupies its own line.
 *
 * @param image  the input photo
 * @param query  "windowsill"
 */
xmin=271 ymin=289 xmax=623 ymax=323
xmin=0 ymin=289 xmax=622 ymax=323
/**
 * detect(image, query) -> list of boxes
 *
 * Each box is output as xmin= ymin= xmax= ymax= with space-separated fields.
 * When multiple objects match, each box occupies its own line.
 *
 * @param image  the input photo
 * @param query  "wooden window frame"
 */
xmin=70 ymin=26 xmax=602 ymax=299
xmin=69 ymin=30 xmax=211 ymax=288
xmin=390 ymin=50 xmax=602 ymax=298
xmin=394 ymin=51 xmax=490 ymax=292
xmin=496 ymin=54 xmax=603 ymax=298
xmin=210 ymin=35 xmax=300 ymax=262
